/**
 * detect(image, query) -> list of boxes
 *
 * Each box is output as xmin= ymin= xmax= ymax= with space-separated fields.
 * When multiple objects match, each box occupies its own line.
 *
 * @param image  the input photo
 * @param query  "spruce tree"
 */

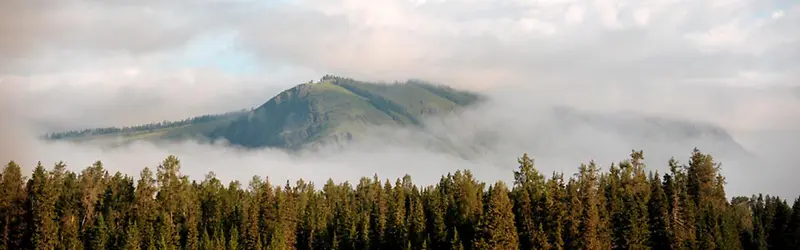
xmin=29 ymin=163 xmax=58 ymax=250
xmin=545 ymin=173 xmax=566 ymax=250
xmin=621 ymin=151 xmax=651 ymax=249
xmin=1 ymin=161 xmax=28 ymax=249
xmin=156 ymin=211 xmax=179 ymax=250
xmin=473 ymin=181 xmax=518 ymax=250
xmin=89 ymin=213 xmax=109 ymax=250
xmin=564 ymin=179 xmax=582 ymax=249
xmin=512 ymin=153 xmax=549 ymax=250
xmin=648 ymin=173 xmax=670 ymax=250
xmin=369 ymin=176 xmax=387 ymax=250
xmin=388 ymin=179 xmax=408 ymax=249
xmin=787 ymin=197 xmax=800 ymax=249
xmin=578 ymin=162 xmax=602 ymax=250
xmin=125 ymin=221 xmax=141 ymax=250
xmin=133 ymin=168 xmax=157 ymax=250
xmin=449 ymin=228 xmax=463 ymax=250
xmin=408 ymin=191 xmax=426 ymax=250
xmin=228 ymin=226 xmax=240 ymax=250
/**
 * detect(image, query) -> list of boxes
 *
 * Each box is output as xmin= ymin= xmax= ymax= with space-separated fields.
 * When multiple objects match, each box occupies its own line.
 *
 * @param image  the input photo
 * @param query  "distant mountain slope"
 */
xmin=548 ymin=107 xmax=754 ymax=157
xmin=46 ymin=111 xmax=248 ymax=144
xmin=211 ymin=76 xmax=481 ymax=149
xmin=46 ymin=76 xmax=753 ymax=160
xmin=47 ymin=76 xmax=482 ymax=149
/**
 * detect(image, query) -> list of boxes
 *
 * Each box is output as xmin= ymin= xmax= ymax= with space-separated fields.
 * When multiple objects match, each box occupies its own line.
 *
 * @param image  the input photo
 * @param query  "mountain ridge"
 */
xmin=45 ymin=76 xmax=753 ymax=161
xmin=47 ymin=76 xmax=483 ymax=149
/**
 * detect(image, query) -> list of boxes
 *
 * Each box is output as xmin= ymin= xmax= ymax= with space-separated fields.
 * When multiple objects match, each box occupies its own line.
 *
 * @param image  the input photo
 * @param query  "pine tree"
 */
xmin=89 ymin=213 xmax=109 ymax=250
xmin=686 ymin=149 xmax=724 ymax=249
xmin=59 ymin=212 xmax=81 ymax=250
xmin=473 ymin=181 xmax=518 ymax=250
xmin=787 ymin=196 xmax=800 ymax=249
xmin=424 ymin=187 xmax=447 ymax=249
xmin=369 ymin=176 xmax=387 ymax=250
xmin=665 ymin=159 xmax=697 ymax=249
xmin=0 ymin=161 xmax=28 ymax=249
xmin=125 ymin=221 xmax=141 ymax=250
xmin=648 ymin=173 xmax=670 ymax=250
xmin=229 ymin=226 xmax=240 ymax=250
xmin=512 ymin=153 xmax=549 ymax=250
xmin=545 ymin=173 xmax=566 ymax=250
xmin=767 ymin=197 xmax=791 ymax=250
xmin=133 ymin=167 xmax=157 ymax=250
xmin=201 ymin=228 xmax=213 ymax=250
xmin=407 ymin=190 xmax=426 ymax=250
xmin=564 ymin=179 xmax=582 ymax=249
xmin=387 ymin=179 xmax=408 ymax=249
xmin=578 ymin=162 xmax=602 ymax=250
xmin=620 ymin=151 xmax=651 ymax=249
xmin=449 ymin=228 xmax=464 ymax=250
xmin=29 ymin=163 xmax=58 ymax=250
xmin=156 ymin=211 xmax=178 ymax=250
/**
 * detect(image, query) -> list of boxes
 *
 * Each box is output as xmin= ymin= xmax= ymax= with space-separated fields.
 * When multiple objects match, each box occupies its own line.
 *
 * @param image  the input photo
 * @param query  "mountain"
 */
xmin=548 ymin=107 xmax=755 ymax=158
xmin=47 ymin=75 xmax=754 ymax=161
xmin=47 ymin=76 xmax=482 ymax=149
xmin=210 ymin=76 xmax=481 ymax=149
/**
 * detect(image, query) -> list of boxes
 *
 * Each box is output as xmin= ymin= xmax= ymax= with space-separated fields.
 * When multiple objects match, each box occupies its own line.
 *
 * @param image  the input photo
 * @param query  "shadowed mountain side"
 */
xmin=210 ymin=76 xmax=482 ymax=149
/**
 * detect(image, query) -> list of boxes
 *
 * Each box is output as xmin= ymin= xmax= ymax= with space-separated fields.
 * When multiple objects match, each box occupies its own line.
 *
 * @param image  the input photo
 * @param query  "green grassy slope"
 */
xmin=213 ymin=76 xmax=481 ymax=149
xmin=48 ymin=76 xmax=481 ymax=149
xmin=47 ymin=111 xmax=247 ymax=144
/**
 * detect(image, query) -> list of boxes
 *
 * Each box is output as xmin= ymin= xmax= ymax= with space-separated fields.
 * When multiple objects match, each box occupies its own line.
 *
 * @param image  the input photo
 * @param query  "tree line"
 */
xmin=0 ymin=148 xmax=798 ymax=250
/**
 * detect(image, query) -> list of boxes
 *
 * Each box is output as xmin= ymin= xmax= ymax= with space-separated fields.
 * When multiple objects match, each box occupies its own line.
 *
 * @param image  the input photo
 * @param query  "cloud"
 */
xmin=0 ymin=0 xmax=798 ymax=199
xmin=13 ymin=91 xmax=799 ymax=199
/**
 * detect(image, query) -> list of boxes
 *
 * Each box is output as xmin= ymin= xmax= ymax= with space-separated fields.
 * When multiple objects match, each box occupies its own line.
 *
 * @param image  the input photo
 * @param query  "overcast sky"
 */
xmin=0 ymin=0 xmax=798 ymax=197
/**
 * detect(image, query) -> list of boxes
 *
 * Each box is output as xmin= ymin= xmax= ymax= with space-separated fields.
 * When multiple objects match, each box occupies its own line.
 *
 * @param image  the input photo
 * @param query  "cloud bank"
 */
xmin=1 ymin=0 xmax=798 ymax=198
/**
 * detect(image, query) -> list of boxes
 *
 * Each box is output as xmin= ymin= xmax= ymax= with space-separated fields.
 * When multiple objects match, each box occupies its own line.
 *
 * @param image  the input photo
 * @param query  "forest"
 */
xmin=0 ymin=149 xmax=798 ymax=250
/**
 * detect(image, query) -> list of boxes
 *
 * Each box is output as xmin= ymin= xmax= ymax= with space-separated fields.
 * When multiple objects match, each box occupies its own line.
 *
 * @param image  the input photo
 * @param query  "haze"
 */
xmin=1 ymin=0 xmax=798 ymax=198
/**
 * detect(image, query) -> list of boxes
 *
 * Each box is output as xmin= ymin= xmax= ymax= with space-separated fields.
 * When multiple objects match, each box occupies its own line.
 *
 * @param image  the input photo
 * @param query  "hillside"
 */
xmin=45 ymin=111 xmax=248 ymax=145
xmin=46 ymin=75 xmax=752 ymax=159
xmin=47 ymin=76 xmax=482 ymax=149
xmin=211 ymin=76 xmax=481 ymax=149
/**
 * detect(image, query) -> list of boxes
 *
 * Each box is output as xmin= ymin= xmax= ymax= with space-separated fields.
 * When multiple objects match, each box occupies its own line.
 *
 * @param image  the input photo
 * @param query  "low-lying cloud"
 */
xmin=8 ymin=85 xmax=800 ymax=199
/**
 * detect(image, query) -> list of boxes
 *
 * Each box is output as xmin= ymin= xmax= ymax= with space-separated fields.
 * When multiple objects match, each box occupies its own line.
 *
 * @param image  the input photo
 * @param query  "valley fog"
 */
xmin=4 ymin=82 xmax=798 ymax=199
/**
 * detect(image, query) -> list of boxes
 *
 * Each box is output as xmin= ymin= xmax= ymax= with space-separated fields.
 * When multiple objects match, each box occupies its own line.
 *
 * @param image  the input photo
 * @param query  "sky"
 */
xmin=0 ymin=0 xmax=798 ymax=197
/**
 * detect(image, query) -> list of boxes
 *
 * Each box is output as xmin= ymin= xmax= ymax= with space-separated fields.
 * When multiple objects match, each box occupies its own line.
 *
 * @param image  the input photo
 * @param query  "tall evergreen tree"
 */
xmin=648 ymin=173 xmax=670 ymax=250
xmin=228 ymin=226 xmax=240 ymax=250
xmin=125 ymin=221 xmax=141 ymax=250
xmin=408 ymin=188 xmax=426 ymax=250
xmin=0 ymin=161 xmax=28 ymax=249
xmin=89 ymin=213 xmax=109 ymax=250
xmin=387 ymin=179 xmax=408 ymax=249
xmin=473 ymin=181 xmax=518 ymax=250
xmin=133 ymin=167 xmax=158 ymax=250
xmin=578 ymin=162 xmax=602 ymax=250
xmin=28 ymin=163 xmax=58 ymax=250
xmin=787 ymin=197 xmax=800 ymax=249
xmin=512 ymin=153 xmax=549 ymax=250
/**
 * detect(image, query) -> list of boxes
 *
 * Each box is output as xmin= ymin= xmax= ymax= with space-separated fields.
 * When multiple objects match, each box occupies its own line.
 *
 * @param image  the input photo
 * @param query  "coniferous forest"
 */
xmin=1 ymin=149 xmax=798 ymax=250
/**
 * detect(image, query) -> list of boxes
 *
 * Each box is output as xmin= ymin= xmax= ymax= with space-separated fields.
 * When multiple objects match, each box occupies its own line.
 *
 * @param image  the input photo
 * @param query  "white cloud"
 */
xmin=772 ymin=9 xmax=784 ymax=19
xmin=564 ymin=4 xmax=586 ymax=24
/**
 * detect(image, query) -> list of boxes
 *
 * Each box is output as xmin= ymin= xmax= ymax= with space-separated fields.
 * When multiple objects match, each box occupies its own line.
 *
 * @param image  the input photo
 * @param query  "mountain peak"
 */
xmin=215 ymin=77 xmax=481 ymax=149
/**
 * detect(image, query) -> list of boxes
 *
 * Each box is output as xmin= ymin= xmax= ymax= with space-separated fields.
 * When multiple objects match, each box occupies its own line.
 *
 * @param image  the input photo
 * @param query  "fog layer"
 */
xmin=9 ymin=84 xmax=800 ymax=199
